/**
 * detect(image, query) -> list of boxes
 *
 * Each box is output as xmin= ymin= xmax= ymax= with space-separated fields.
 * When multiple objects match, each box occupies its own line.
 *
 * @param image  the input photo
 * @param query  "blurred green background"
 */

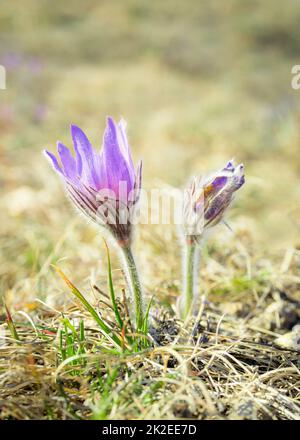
xmin=0 ymin=0 xmax=300 ymax=298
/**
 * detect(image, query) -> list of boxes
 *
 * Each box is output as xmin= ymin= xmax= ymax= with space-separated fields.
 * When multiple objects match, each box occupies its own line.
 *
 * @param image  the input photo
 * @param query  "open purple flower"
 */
xmin=45 ymin=117 xmax=145 ymax=330
xmin=183 ymin=160 xmax=245 ymax=243
xmin=44 ymin=117 xmax=142 ymax=245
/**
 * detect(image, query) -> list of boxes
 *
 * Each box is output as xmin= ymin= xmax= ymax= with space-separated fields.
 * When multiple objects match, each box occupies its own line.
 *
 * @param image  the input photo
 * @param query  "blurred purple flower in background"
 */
xmin=44 ymin=117 xmax=142 ymax=245
xmin=34 ymin=103 xmax=48 ymax=123
xmin=0 ymin=52 xmax=44 ymax=74
xmin=0 ymin=52 xmax=23 ymax=72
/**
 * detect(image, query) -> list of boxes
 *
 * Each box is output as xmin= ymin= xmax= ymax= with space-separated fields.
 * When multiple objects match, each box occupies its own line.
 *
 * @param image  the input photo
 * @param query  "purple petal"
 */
xmin=232 ymin=164 xmax=245 ymax=189
xmin=44 ymin=150 xmax=63 ymax=175
xmin=204 ymin=203 xmax=220 ymax=221
xmin=118 ymin=119 xmax=134 ymax=173
xmin=223 ymin=160 xmax=235 ymax=172
xmin=70 ymin=125 xmax=82 ymax=175
xmin=211 ymin=175 xmax=227 ymax=190
xmin=102 ymin=117 xmax=134 ymax=196
xmin=71 ymin=124 xmax=100 ymax=188
xmin=57 ymin=142 xmax=77 ymax=182
xmin=238 ymin=175 xmax=245 ymax=187
xmin=234 ymin=174 xmax=245 ymax=190
xmin=204 ymin=192 xmax=231 ymax=223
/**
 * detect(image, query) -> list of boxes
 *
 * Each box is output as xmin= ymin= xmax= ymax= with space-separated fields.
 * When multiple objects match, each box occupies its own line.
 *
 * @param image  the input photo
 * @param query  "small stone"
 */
xmin=274 ymin=324 xmax=300 ymax=352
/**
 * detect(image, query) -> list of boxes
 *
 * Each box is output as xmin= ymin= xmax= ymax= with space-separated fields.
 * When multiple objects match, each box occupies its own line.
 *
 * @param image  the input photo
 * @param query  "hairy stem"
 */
xmin=181 ymin=242 xmax=200 ymax=319
xmin=121 ymin=245 xmax=144 ymax=331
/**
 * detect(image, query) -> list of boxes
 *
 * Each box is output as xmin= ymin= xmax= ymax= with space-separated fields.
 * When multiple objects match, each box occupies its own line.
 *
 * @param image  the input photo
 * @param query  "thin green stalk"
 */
xmin=103 ymin=239 xmax=123 ymax=329
xmin=121 ymin=245 xmax=144 ymax=331
xmin=181 ymin=242 xmax=199 ymax=319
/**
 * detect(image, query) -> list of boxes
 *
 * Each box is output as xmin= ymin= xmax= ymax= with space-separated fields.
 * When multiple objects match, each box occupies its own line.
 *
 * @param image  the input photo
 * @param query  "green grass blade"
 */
xmin=103 ymin=239 xmax=123 ymax=329
xmin=53 ymin=265 xmax=122 ymax=349
xmin=142 ymin=295 xmax=154 ymax=334
xmin=79 ymin=319 xmax=85 ymax=342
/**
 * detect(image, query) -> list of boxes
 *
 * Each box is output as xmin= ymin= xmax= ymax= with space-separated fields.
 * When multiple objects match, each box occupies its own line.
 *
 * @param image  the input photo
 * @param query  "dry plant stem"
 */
xmin=182 ymin=241 xmax=200 ymax=319
xmin=120 ymin=244 xmax=144 ymax=331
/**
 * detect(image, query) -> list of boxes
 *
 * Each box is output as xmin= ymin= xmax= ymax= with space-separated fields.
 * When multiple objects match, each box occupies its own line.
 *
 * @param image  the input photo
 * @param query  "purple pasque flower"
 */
xmin=183 ymin=160 xmax=245 ymax=243
xmin=44 ymin=117 xmax=142 ymax=245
